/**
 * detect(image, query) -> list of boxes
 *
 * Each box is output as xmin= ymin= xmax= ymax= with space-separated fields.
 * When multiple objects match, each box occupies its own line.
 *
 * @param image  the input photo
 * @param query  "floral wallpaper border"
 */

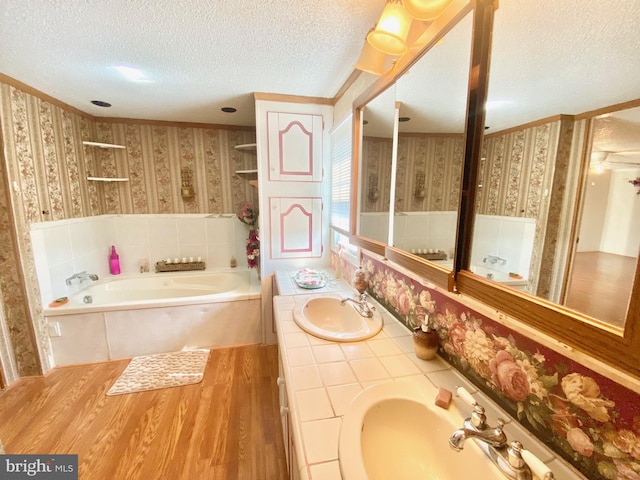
xmin=361 ymin=252 xmax=640 ymax=480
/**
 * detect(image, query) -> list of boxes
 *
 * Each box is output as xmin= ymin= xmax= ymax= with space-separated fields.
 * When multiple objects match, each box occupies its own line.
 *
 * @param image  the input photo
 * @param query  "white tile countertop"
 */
xmin=273 ymin=270 xmax=584 ymax=480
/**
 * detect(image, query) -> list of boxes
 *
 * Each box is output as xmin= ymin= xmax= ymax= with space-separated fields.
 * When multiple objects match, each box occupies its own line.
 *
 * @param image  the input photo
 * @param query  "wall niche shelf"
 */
xmin=87 ymin=176 xmax=129 ymax=182
xmin=83 ymin=141 xmax=128 ymax=181
xmin=234 ymin=144 xmax=257 ymax=187
xmin=233 ymin=143 xmax=257 ymax=153
xmin=82 ymin=141 xmax=126 ymax=149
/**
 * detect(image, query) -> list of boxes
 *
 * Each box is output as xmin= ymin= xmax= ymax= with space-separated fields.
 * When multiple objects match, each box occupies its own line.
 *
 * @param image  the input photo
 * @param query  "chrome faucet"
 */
xmin=483 ymin=254 xmax=507 ymax=265
xmin=341 ymin=265 xmax=375 ymax=318
xmin=340 ymin=292 xmax=375 ymax=318
xmin=65 ymin=271 xmax=99 ymax=285
xmin=449 ymin=388 xmax=555 ymax=480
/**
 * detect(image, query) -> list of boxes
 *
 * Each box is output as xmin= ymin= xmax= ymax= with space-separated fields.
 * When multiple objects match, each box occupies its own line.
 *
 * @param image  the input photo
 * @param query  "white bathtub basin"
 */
xmin=292 ymin=294 xmax=382 ymax=342
xmin=339 ymin=381 xmax=501 ymax=480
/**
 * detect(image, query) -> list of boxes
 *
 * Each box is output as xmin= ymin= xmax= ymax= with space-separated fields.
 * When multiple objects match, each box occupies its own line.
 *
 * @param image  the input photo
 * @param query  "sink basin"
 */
xmin=339 ymin=381 xmax=501 ymax=480
xmin=292 ymin=294 xmax=383 ymax=342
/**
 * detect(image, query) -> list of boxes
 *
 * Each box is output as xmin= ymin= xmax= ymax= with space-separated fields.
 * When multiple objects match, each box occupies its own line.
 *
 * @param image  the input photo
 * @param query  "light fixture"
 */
xmin=403 ymin=0 xmax=453 ymax=21
xmin=367 ymin=0 xmax=413 ymax=56
xmin=414 ymin=171 xmax=426 ymax=199
xmin=91 ymin=100 xmax=111 ymax=108
xmin=354 ymin=31 xmax=390 ymax=75
xmin=114 ymin=65 xmax=151 ymax=82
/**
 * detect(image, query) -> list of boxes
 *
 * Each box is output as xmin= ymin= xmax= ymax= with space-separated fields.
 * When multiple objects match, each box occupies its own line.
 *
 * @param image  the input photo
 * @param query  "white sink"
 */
xmin=292 ymin=294 xmax=383 ymax=342
xmin=339 ymin=381 xmax=501 ymax=480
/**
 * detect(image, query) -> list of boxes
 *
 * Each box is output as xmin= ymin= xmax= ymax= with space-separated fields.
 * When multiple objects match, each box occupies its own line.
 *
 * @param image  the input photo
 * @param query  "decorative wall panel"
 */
xmin=269 ymin=197 xmax=322 ymax=259
xmin=267 ymin=112 xmax=323 ymax=182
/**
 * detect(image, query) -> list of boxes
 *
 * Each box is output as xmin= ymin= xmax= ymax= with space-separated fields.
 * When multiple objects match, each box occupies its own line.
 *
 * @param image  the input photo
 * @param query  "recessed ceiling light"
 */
xmin=91 ymin=100 xmax=111 ymax=107
xmin=221 ymin=107 xmax=237 ymax=113
xmin=398 ymin=116 xmax=411 ymax=122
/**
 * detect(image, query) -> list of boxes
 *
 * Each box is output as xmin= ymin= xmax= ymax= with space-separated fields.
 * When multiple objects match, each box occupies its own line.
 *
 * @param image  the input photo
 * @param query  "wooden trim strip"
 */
xmin=484 ymin=114 xmax=567 ymax=138
xmin=94 ymin=116 xmax=255 ymax=131
xmin=253 ymin=92 xmax=334 ymax=105
xmin=385 ymin=246 xmax=451 ymax=291
xmin=0 ymin=73 xmax=91 ymax=119
xmin=575 ymin=98 xmax=640 ymax=120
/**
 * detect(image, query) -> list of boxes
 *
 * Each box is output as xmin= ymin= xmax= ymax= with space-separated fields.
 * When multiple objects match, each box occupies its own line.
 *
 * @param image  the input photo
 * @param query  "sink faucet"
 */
xmin=341 ymin=266 xmax=375 ymax=318
xmin=65 ymin=271 xmax=99 ymax=285
xmin=340 ymin=292 xmax=375 ymax=318
xmin=449 ymin=388 xmax=555 ymax=480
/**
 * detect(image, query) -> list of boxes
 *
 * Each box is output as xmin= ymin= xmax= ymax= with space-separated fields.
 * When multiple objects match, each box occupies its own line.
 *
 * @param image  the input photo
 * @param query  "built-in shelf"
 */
xmin=82 ymin=141 xmax=126 ymax=149
xmin=87 ymin=176 xmax=129 ymax=182
xmin=234 ymin=143 xmax=257 ymax=153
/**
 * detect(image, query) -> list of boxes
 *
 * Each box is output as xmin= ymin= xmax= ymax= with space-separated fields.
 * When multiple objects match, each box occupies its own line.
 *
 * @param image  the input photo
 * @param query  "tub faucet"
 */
xmin=65 ymin=271 xmax=99 ymax=285
xmin=483 ymin=254 xmax=506 ymax=265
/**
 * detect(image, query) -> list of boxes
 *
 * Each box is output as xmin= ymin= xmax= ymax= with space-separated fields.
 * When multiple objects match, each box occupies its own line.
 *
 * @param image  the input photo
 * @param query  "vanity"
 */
xmin=273 ymin=269 xmax=582 ymax=480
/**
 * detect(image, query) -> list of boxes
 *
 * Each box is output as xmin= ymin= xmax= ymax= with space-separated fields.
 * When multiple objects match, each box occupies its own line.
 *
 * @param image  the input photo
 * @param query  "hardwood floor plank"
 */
xmin=0 ymin=344 xmax=287 ymax=480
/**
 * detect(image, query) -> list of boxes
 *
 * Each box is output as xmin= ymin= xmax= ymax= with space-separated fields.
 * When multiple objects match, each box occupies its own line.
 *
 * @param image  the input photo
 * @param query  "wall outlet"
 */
xmin=48 ymin=322 xmax=61 ymax=337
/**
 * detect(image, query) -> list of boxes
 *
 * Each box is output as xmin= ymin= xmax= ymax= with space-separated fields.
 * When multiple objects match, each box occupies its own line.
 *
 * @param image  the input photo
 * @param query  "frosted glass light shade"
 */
xmin=367 ymin=1 xmax=412 ymax=56
xmin=403 ymin=0 xmax=452 ymax=21
xmin=354 ymin=41 xmax=388 ymax=75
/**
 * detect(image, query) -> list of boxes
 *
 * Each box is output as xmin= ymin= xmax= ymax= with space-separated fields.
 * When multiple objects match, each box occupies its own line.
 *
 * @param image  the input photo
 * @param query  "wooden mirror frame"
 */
xmin=349 ymin=0 xmax=640 ymax=380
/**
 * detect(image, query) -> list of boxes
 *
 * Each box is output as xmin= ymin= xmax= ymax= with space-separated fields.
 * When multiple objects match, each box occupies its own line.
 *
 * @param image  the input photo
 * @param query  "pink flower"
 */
xmin=489 ymin=350 xmax=530 ymax=402
xmin=448 ymin=321 xmax=467 ymax=357
xmin=396 ymin=288 xmax=411 ymax=316
xmin=566 ymin=428 xmax=594 ymax=457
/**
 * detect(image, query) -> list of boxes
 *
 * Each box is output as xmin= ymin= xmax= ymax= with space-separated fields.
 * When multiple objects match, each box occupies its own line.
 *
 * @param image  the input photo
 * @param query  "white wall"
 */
xmin=600 ymin=168 xmax=640 ymax=257
xmin=577 ymin=170 xmax=611 ymax=252
xmin=30 ymin=214 xmax=248 ymax=305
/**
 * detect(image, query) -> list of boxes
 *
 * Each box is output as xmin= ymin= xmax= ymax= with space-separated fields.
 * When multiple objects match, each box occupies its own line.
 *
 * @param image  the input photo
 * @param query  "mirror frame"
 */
xmin=349 ymin=0 xmax=640 ymax=380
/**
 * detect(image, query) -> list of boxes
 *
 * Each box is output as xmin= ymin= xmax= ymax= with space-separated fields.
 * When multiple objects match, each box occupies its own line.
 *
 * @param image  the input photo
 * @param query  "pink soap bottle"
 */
xmin=109 ymin=245 xmax=121 ymax=275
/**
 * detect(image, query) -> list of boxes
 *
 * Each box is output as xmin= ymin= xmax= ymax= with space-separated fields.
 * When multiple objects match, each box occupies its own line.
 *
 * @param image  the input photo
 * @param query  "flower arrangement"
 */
xmin=237 ymin=202 xmax=258 ymax=226
xmin=629 ymin=177 xmax=640 ymax=195
xmin=245 ymin=229 xmax=260 ymax=269
xmin=237 ymin=202 xmax=260 ymax=270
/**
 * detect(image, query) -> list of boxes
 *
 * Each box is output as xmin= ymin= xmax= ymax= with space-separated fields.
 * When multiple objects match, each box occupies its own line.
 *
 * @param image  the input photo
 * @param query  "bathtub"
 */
xmin=44 ymin=269 xmax=263 ymax=367
xmin=45 ymin=269 xmax=259 ymax=315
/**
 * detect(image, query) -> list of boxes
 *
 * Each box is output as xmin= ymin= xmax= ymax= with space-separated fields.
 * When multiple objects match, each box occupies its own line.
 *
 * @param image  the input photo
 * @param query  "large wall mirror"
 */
xmin=351 ymin=0 xmax=640 ymax=378
xmin=358 ymin=85 xmax=397 ymax=244
xmin=467 ymin=0 xmax=640 ymax=332
xmin=392 ymin=13 xmax=473 ymax=271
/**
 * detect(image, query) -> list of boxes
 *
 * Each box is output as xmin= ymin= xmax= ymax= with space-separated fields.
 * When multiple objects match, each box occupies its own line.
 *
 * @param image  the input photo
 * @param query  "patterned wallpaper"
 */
xmin=0 ymin=78 xmax=257 ymax=379
xmin=361 ymin=252 xmax=640 ymax=480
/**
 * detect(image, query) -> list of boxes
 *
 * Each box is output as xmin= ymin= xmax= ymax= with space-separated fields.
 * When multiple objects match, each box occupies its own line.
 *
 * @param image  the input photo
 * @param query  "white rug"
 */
xmin=107 ymin=349 xmax=210 ymax=396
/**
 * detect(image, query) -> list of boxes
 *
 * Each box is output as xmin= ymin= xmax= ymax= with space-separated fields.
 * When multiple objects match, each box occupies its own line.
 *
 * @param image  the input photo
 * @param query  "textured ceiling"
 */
xmin=1 ymin=0 xmax=639 ymax=134
xmin=0 ymin=0 xmax=386 ymax=125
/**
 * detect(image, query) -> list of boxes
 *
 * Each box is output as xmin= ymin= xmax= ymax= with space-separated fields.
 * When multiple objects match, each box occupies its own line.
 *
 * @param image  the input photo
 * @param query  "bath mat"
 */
xmin=106 ymin=349 xmax=210 ymax=396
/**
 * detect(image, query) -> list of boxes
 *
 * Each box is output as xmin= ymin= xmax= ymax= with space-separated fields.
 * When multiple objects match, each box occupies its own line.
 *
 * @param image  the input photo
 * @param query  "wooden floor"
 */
xmin=565 ymin=251 xmax=637 ymax=328
xmin=0 ymin=344 xmax=287 ymax=480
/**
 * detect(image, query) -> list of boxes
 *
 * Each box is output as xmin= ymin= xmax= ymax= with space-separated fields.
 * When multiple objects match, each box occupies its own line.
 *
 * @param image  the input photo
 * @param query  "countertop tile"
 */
xmin=379 ymin=354 xmax=422 ymax=377
xmin=296 ymin=388 xmax=335 ymax=421
xmin=287 ymin=347 xmax=315 ymax=367
xmin=339 ymin=342 xmax=375 ymax=360
xmin=349 ymin=357 xmax=392 ymax=383
xmin=317 ymin=361 xmax=358 ymax=386
xmin=290 ymin=364 xmax=323 ymax=391
xmin=312 ymin=344 xmax=346 ymax=363
xmin=301 ymin=417 xmax=342 ymax=464
xmin=367 ymin=338 xmax=402 ymax=357
xmin=326 ymin=383 xmax=364 ymax=416
xmin=308 ymin=461 xmax=342 ymax=480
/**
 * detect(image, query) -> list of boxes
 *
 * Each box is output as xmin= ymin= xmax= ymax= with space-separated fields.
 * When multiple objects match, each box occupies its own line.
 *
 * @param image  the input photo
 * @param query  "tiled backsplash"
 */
xmin=360 ymin=251 xmax=640 ymax=480
xmin=31 ymin=214 xmax=250 ymax=304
